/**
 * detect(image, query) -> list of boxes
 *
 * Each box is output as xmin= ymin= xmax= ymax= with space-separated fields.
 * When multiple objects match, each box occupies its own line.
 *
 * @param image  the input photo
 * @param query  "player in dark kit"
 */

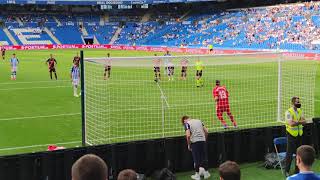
xmin=180 ymin=57 xmax=189 ymax=80
xmin=153 ymin=54 xmax=161 ymax=82
xmin=46 ymin=54 xmax=58 ymax=80
xmin=73 ymin=53 xmax=80 ymax=67
xmin=104 ymin=53 xmax=111 ymax=80
xmin=1 ymin=46 xmax=6 ymax=60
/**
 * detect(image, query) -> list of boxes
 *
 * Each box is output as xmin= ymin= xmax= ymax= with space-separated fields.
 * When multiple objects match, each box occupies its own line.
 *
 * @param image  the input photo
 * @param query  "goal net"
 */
xmin=83 ymin=52 xmax=318 ymax=145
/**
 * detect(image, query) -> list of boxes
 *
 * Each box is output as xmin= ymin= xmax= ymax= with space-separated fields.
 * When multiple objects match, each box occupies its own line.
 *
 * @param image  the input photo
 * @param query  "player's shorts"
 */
xmin=196 ymin=70 xmax=203 ymax=76
xmin=154 ymin=67 xmax=160 ymax=73
xmin=181 ymin=66 xmax=187 ymax=72
xmin=49 ymin=68 xmax=56 ymax=72
xmin=216 ymin=104 xmax=231 ymax=113
xmin=72 ymin=79 xmax=79 ymax=86
xmin=167 ymin=67 xmax=174 ymax=75
xmin=11 ymin=66 xmax=17 ymax=72
xmin=105 ymin=66 xmax=111 ymax=71
xmin=1 ymin=51 xmax=5 ymax=56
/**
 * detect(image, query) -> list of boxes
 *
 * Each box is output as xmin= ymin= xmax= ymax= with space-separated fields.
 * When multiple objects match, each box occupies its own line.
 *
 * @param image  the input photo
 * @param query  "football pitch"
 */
xmin=0 ymin=49 xmax=319 ymax=156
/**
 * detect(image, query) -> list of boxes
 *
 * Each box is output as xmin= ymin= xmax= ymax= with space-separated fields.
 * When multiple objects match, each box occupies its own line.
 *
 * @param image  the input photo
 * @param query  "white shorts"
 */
xmin=72 ymin=79 xmax=79 ymax=86
xmin=11 ymin=66 xmax=17 ymax=72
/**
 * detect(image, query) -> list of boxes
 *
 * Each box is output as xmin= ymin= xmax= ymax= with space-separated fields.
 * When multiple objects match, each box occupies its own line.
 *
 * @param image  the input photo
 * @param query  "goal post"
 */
xmin=81 ymin=51 xmax=318 ymax=146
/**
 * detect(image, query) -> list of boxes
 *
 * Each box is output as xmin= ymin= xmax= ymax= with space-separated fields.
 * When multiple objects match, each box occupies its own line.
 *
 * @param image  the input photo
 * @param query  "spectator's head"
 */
xmin=181 ymin=115 xmax=190 ymax=125
xmin=117 ymin=169 xmax=137 ymax=180
xmin=291 ymin=96 xmax=301 ymax=108
xmin=296 ymin=145 xmax=316 ymax=171
xmin=72 ymin=154 xmax=108 ymax=180
xmin=13 ymin=53 xmax=16 ymax=57
xmin=219 ymin=161 xmax=240 ymax=180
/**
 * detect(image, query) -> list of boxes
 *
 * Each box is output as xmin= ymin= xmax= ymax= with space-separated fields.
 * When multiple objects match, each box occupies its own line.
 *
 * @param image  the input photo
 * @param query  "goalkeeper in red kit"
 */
xmin=213 ymin=80 xmax=237 ymax=129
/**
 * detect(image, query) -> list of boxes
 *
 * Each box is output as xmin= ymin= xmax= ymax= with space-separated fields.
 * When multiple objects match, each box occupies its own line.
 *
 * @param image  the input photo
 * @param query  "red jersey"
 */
xmin=213 ymin=85 xmax=229 ymax=106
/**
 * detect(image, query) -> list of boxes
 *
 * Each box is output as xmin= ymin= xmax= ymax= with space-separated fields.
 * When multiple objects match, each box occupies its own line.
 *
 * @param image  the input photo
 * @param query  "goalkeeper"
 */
xmin=195 ymin=59 xmax=204 ymax=87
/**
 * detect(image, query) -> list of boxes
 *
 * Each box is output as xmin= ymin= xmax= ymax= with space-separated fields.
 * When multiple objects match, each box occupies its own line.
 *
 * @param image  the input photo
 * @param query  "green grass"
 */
xmin=0 ymin=49 xmax=319 ymax=155
xmin=176 ymin=160 xmax=320 ymax=179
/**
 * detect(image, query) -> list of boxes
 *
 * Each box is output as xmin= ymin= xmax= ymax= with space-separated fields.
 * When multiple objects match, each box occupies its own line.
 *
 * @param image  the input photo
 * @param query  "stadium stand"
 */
xmin=1 ymin=2 xmax=320 ymax=50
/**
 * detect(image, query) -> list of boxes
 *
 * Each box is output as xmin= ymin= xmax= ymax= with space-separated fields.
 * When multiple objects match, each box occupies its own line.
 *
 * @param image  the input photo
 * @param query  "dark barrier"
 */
xmin=0 ymin=119 xmax=319 ymax=180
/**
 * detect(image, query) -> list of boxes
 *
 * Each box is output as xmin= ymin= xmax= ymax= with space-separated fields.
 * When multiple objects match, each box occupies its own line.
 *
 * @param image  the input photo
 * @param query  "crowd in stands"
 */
xmin=1 ymin=2 xmax=320 ymax=51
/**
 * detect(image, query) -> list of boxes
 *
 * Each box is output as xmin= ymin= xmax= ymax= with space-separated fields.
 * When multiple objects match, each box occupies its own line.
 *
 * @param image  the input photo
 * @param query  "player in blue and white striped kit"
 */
xmin=70 ymin=64 xmax=80 ymax=97
xmin=10 ymin=53 xmax=19 ymax=80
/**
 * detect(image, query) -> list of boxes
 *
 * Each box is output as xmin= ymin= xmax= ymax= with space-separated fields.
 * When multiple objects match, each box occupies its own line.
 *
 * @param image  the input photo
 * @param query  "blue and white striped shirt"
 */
xmin=71 ymin=66 xmax=80 ymax=80
xmin=10 ymin=58 xmax=19 ymax=67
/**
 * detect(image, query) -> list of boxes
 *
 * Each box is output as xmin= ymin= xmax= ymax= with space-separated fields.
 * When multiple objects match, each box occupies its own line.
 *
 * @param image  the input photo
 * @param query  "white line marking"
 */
xmin=0 ymin=141 xmax=81 ymax=151
xmin=0 ymin=85 xmax=70 ymax=91
xmin=0 ymin=80 xmax=69 ymax=85
xmin=0 ymin=113 xmax=80 ymax=121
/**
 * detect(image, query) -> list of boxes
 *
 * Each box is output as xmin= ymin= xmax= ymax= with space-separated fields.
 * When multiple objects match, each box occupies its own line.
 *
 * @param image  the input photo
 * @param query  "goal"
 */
xmin=81 ymin=51 xmax=318 ymax=146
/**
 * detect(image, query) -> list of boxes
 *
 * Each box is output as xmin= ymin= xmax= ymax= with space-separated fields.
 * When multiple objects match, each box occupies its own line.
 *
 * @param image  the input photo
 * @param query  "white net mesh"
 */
xmin=83 ymin=52 xmax=318 ymax=145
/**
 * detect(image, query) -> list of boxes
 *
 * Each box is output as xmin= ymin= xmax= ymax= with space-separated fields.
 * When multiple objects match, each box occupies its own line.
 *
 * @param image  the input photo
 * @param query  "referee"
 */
xmin=284 ymin=96 xmax=306 ymax=176
xmin=181 ymin=116 xmax=210 ymax=180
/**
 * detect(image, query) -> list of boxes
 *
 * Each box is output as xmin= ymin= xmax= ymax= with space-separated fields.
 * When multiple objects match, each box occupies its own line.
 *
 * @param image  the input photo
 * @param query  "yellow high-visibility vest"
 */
xmin=286 ymin=107 xmax=303 ymax=137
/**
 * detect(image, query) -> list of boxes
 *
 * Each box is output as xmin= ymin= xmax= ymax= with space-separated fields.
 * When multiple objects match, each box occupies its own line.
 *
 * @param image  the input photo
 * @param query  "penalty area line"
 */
xmin=0 ymin=141 xmax=81 ymax=151
xmin=0 ymin=80 xmax=70 ymax=85
xmin=0 ymin=85 xmax=71 ymax=91
xmin=0 ymin=112 xmax=80 ymax=121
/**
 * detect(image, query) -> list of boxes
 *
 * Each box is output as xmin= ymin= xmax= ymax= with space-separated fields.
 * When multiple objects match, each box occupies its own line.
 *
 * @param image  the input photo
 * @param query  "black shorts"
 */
xmin=105 ymin=66 xmax=111 ymax=71
xmin=196 ymin=70 xmax=202 ymax=76
xmin=181 ymin=66 xmax=187 ymax=72
xmin=49 ymin=68 xmax=56 ymax=72
xmin=168 ymin=67 xmax=174 ymax=75
xmin=154 ymin=67 xmax=160 ymax=73
xmin=1 ymin=51 xmax=5 ymax=56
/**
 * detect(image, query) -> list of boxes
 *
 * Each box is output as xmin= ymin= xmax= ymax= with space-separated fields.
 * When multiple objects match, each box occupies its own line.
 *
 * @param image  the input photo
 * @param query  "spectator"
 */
xmin=71 ymin=154 xmax=108 ymax=180
xmin=219 ymin=161 xmax=241 ymax=180
xmin=117 ymin=169 xmax=137 ymax=180
xmin=286 ymin=145 xmax=320 ymax=180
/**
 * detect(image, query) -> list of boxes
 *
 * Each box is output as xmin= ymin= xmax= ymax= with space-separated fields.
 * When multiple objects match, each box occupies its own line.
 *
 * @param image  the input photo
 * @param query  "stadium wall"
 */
xmin=0 ymin=119 xmax=319 ymax=180
xmin=3 ymin=44 xmax=320 ymax=60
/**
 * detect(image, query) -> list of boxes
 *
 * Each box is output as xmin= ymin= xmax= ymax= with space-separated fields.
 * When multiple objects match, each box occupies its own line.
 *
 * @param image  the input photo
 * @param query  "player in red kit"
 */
xmin=213 ymin=80 xmax=237 ymax=129
xmin=46 ymin=54 xmax=58 ymax=80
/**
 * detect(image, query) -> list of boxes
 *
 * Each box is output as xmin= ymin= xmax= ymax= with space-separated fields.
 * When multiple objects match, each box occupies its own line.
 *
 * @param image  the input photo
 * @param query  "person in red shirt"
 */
xmin=213 ymin=80 xmax=237 ymax=129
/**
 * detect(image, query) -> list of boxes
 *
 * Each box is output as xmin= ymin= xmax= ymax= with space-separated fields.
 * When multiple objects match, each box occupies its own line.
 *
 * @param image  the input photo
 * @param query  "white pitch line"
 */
xmin=0 ymin=112 xmax=80 ymax=121
xmin=0 ymin=141 xmax=81 ymax=151
xmin=0 ymin=80 xmax=69 ymax=85
xmin=0 ymin=85 xmax=70 ymax=91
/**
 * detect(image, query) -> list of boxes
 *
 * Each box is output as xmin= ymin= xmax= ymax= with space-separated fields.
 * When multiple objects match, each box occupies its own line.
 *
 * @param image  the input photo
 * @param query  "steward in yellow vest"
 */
xmin=284 ymin=96 xmax=306 ymax=176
